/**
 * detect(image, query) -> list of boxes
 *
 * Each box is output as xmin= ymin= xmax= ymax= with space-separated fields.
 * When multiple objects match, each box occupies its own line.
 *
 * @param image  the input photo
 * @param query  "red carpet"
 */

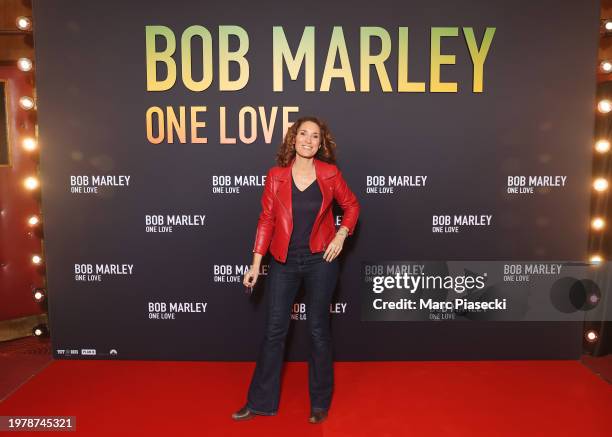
xmin=0 ymin=360 xmax=610 ymax=436
xmin=0 ymin=337 xmax=52 ymax=402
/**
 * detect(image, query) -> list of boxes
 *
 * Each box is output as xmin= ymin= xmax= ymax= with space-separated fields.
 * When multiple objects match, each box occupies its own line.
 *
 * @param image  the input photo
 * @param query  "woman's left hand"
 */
xmin=323 ymin=234 xmax=346 ymax=262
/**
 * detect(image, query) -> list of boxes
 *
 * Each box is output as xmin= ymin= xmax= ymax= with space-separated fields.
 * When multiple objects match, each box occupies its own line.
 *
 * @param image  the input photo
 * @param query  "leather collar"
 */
xmin=274 ymin=157 xmax=337 ymax=181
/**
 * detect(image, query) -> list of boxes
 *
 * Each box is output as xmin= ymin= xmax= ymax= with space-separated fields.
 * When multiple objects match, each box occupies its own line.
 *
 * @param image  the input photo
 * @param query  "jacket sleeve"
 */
xmin=333 ymin=170 xmax=360 ymax=236
xmin=252 ymin=168 xmax=275 ymax=255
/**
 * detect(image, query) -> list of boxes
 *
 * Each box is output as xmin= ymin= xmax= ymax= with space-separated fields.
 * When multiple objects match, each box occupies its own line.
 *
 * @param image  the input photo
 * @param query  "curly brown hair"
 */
xmin=276 ymin=116 xmax=337 ymax=167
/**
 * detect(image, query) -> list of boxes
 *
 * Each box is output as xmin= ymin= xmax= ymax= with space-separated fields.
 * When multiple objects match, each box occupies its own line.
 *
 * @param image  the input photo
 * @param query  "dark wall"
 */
xmin=33 ymin=0 xmax=599 ymax=360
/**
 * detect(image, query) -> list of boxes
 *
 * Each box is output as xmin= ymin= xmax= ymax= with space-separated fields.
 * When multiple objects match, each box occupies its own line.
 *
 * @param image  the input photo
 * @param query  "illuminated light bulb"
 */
xmin=17 ymin=57 xmax=32 ymax=72
xmin=593 ymin=178 xmax=608 ymax=191
xmin=33 ymin=288 xmax=45 ymax=302
xmin=601 ymin=61 xmax=612 ymax=73
xmin=598 ymin=99 xmax=612 ymax=113
xmin=591 ymin=217 xmax=605 ymax=230
xmin=32 ymin=324 xmax=48 ymax=337
xmin=24 ymin=176 xmax=39 ymax=190
xmin=19 ymin=96 xmax=34 ymax=110
xmin=585 ymin=330 xmax=598 ymax=342
xmin=595 ymin=139 xmax=610 ymax=153
xmin=589 ymin=294 xmax=600 ymax=304
xmin=32 ymin=255 xmax=42 ymax=264
xmin=16 ymin=16 xmax=31 ymax=31
xmin=22 ymin=137 xmax=37 ymax=151
xmin=28 ymin=215 xmax=39 ymax=226
xmin=589 ymin=254 xmax=603 ymax=264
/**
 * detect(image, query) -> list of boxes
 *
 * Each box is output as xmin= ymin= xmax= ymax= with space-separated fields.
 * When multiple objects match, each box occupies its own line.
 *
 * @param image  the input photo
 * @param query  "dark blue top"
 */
xmin=288 ymin=174 xmax=323 ymax=253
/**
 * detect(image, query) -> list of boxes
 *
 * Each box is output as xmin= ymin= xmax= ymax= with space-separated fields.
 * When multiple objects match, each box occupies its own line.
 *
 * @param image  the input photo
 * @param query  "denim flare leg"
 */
xmin=246 ymin=248 xmax=339 ymax=415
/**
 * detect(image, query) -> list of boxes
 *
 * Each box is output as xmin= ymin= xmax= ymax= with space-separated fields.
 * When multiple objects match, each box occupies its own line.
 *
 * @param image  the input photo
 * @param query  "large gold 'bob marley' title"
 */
xmin=145 ymin=25 xmax=495 ymax=93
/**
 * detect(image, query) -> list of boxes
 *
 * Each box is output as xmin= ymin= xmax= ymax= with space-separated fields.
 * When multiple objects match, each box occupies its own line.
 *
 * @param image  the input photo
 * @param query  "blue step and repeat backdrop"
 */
xmin=33 ymin=0 xmax=601 ymax=360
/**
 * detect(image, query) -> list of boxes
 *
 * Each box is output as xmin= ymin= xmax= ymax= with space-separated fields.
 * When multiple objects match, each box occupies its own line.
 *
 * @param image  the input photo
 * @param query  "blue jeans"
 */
xmin=246 ymin=248 xmax=339 ymax=415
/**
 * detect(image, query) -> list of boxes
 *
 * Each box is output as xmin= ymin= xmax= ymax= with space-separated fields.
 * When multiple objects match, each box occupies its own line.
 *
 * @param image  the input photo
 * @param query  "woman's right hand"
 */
xmin=243 ymin=267 xmax=259 ymax=290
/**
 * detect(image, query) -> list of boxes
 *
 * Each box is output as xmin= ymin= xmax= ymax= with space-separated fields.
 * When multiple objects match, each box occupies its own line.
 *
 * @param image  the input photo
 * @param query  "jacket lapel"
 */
xmin=275 ymin=160 xmax=293 ymax=218
xmin=314 ymin=158 xmax=331 ymax=219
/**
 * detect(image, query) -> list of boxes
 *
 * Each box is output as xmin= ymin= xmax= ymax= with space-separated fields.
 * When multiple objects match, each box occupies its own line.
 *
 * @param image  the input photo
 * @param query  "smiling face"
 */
xmin=294 ymin=120 xmax=321 ymax=159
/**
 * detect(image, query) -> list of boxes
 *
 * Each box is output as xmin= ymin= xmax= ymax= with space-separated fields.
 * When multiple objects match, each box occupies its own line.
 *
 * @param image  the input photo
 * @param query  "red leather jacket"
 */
xmin=253 ymin=157 xmax=360 ymax=263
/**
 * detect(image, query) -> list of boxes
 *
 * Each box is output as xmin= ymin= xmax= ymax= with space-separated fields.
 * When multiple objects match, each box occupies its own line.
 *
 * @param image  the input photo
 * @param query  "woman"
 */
xmin=232 ymin=116 xmax=360 ymax=424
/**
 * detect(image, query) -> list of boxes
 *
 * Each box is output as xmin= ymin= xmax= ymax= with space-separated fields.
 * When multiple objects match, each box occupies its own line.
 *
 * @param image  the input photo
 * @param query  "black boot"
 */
xmin=231 ymin=405 xmax=255 ymax=421
xmin=308 ymin=410 xmax=328 ymax=424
